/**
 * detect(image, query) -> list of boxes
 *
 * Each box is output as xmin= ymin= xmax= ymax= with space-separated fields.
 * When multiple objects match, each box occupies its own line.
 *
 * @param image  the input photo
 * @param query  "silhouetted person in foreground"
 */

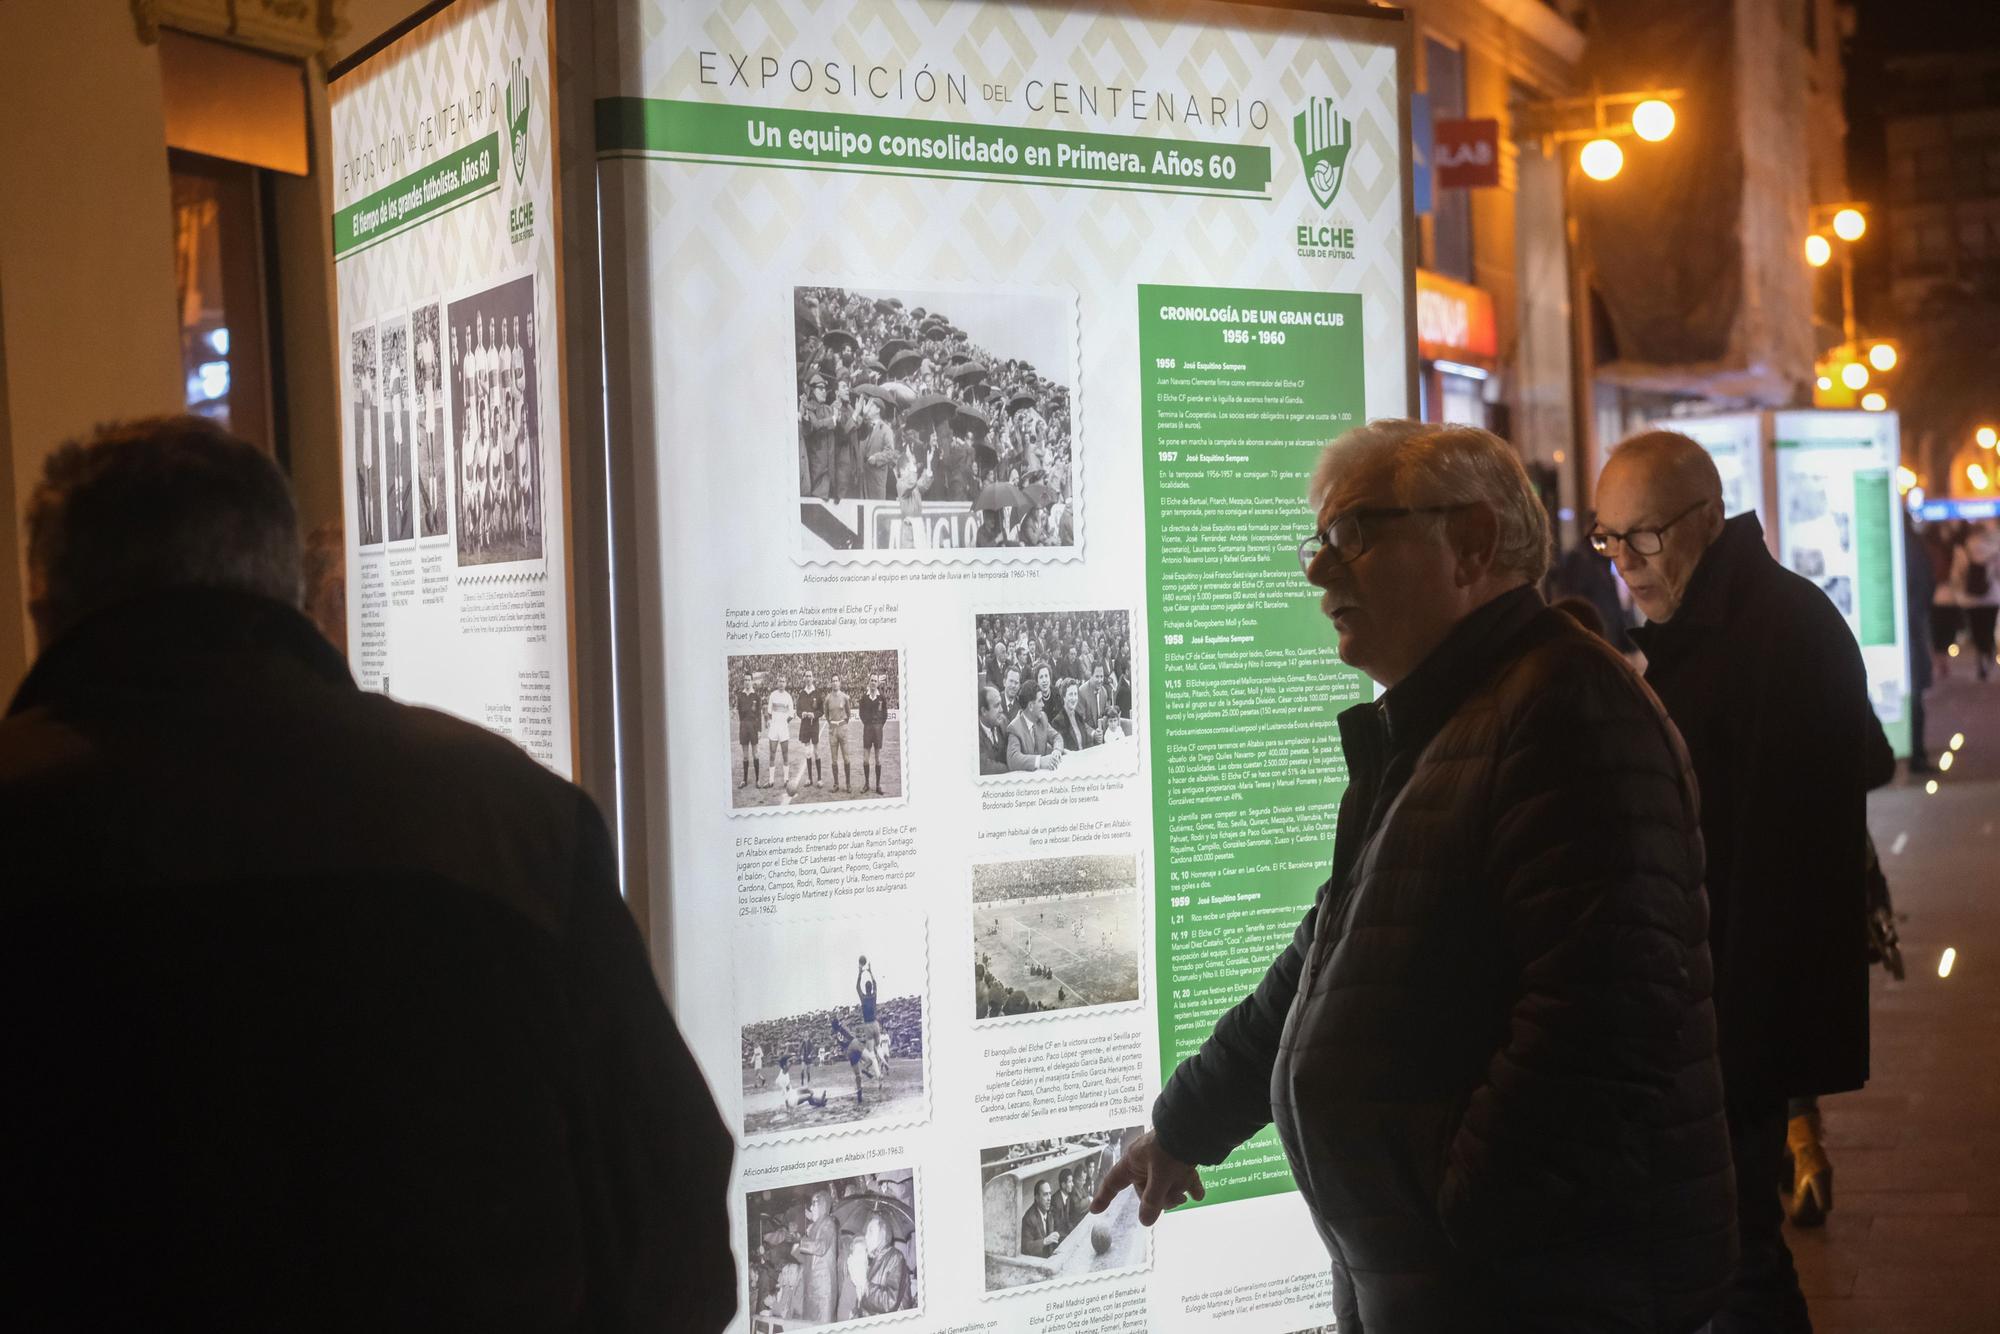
xmin=0 ymin=416 xmax=735 ymax=1333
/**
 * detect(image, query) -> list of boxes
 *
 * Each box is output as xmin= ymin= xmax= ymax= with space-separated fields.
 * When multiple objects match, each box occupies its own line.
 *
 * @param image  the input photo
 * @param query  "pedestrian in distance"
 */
xmin=1597 ymin=429 xmax=1879 ymax=1333
xmin=1949 ymin=519 xmax=2000 ymax=679
xmin=1097 ymin=419 xmax=1735 ymax=1333
xmin=1903 ymin=510 xmax=1936 ymax=773
xmin=0 ymin=416 xmax=735 ymax=1333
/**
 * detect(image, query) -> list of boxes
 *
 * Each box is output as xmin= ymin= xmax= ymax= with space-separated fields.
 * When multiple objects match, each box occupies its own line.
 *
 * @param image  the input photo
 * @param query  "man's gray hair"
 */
xmin=1309 ymin=418 xmax=1553 ymax=584
xmin=26 ymin=415 xmax=303 ymax=641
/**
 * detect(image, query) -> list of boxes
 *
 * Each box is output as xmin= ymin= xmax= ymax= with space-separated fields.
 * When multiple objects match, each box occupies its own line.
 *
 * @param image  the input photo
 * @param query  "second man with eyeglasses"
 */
xmin=1596 ymin=430 xmax=1881 ymax=1334
xmin=1096 ymin=419 xmax=1735 ymax=1332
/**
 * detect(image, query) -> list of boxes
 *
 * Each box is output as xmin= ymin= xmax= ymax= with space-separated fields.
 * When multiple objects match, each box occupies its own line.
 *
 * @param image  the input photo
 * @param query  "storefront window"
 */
xmin=170 ymin=150 xmax=271 ymax=449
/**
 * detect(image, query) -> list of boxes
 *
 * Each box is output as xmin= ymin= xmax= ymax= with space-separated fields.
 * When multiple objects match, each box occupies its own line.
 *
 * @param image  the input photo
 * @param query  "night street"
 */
xmin=1796 ymin=676 xmax=2000 ymax=1331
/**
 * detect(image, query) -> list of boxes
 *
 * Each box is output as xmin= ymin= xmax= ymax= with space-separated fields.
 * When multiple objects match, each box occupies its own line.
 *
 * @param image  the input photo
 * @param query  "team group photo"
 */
xmin=792 ymin=283 xmax=1078 ymax=556
xmin=971 ymin=852 xmax=1142 ymax=1021
xmin=448 ymin=272 xmax=544 ymax=567
xmin=746 ymin=1167 xmax=919 ymax=1328
xmin=974 ymin=609 xmax=1138 ymax=777
xmin=979 ymin=1127 xmax=1148 ymax=1292
xmin=727 ymin=649 xmax=904 ymax=810
xmin=735 ymin=913 xmax=927 ymax=1141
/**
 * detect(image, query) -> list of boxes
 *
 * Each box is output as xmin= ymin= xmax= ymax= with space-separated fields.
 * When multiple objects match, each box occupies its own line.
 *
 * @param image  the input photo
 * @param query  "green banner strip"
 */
xmin=595 ymin=97 xmax=1271 ymax=197
xmin=333 ymin=131 xmax=502 ymax=258
xmin=1855 ymin=469 xmax=1895 ymax=647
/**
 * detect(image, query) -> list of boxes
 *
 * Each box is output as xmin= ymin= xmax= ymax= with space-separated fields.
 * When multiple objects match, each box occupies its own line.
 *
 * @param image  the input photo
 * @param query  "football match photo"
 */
xmin=971 ymin=852 xmax=1141 ymax=1022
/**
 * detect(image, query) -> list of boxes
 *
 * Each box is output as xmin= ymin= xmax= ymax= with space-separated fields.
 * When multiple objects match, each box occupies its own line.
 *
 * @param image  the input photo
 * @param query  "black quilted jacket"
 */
xmin=1153 ymin=587 xmax=1736 ymax=1332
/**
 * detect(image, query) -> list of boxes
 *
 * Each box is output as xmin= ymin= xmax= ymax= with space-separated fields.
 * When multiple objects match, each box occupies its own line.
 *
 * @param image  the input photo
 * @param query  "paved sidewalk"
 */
xmin=1791 ymin=676 xmax=2000 ymax=1332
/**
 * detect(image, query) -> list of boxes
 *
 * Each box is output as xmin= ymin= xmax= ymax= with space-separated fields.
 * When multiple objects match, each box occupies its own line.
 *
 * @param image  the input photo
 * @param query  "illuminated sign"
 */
xmin=1434 ymin=117 xmax=1499 ymax=188
xmin=1415 ymin=267 xmax=1497 ymax=365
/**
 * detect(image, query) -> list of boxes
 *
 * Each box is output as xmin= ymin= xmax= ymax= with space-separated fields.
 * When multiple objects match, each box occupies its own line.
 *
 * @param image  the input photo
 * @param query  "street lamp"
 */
xmin=1579 ymin=138 xmax=1624 ymax=181
xmin=1516 ymin=88 xmax=1684 ymax=185
xmin=1632 ymin=99 xmax=1676 ymax=142
xmin=1807 ymin=202 xmax=1870 ymax=348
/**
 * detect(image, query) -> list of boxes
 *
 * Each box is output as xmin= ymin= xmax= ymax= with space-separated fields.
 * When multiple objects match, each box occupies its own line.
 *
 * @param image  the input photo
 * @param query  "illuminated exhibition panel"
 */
xmin=595 ymin=1 xmax=1414 ymax=1327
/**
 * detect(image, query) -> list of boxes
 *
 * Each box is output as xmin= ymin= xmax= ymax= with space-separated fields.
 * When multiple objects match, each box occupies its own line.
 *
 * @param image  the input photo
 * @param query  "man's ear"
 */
xmin=1449 ymin=503 xmax=1502 ymax=584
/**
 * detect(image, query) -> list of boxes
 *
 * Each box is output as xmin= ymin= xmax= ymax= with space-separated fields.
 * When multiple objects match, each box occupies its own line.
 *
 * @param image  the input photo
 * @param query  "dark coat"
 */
xmin=1631 ymin=512 xmax=1874 ymax=1101
xmin=1154 ymin=588 xmax=1735 ymax=1332
xmin=0 ymin=591 xmax=736 ymax=1334
xmin=977 ymin=718 xmax=1010 ymax=775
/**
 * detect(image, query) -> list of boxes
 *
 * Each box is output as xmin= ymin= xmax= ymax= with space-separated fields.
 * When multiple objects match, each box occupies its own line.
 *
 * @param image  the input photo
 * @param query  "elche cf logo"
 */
xmin=506 ymin=57 xmax=531 ymax=187
xmin=1294 ymin=99 xmax=1352 ymax=209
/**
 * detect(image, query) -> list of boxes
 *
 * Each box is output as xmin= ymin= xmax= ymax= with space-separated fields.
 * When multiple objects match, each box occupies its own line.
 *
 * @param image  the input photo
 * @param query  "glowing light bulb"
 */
xmin=1897 ymin=466 xmax=1918 ymax=493
xmin=1817 ymin=375 xmax=1834 ymax=392
xmin=1841 ymin=362 xmax=1869 ymax=391
xmin=1925 ymin=779 xmax=1939 ymax=794
xmin=1805 ymin=233 xmax=1833 ymax=267
xmin=1580 ymin=138 xmax=1624 ymax=182
xmin=1978 ymin=426 xmax=1997 ymax=449
xmin=1951 ymin=732 xmax=1965 ymax=751
xmin=1632 ymin=100 xmax=1676 ymax=143
xmin=1939 ymin=751 xmax=1954 ymax=771
xmin=1939 ymin=947 xmax=1956 ymax=978
xmin=1833 ymin=207 xmax=1867 ymax=242
xmin=1869 ymin=343 xmax=1897 ymax=372
xmin=1862 ymin=392 xmax=1887 ymax=412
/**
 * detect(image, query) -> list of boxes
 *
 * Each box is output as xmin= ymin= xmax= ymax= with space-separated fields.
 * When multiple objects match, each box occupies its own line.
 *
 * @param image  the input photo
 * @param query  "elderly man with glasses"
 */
xmin=1596 ymin=430 xmax=1884 ymax=1334
xmin=1097 ymin=419 xmax=1735 ymax=1332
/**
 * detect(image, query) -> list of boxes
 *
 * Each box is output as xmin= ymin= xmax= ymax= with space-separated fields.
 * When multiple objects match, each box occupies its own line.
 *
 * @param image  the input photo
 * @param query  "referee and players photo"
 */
xmin=727 ymin=649 xmax=904 ymax=810
xmin=971 ymin=852 xmax=1141 ymax=1021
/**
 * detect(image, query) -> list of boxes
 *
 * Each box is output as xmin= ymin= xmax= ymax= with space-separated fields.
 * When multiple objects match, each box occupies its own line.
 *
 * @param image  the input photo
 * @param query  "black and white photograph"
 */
xmin=349 ymin=323 xmax=382 ymax=548
xmin=792 ymin=284 xmax=1077 ymax=557
xmin=736 ymin=913 xmax=927 ymax=1142
xmin=974 ymin=610 xmax=1136 ymax=778
xmin=972 ymin=853 xmax=1141 ymax=1020
xmin=747 ymin=1166 xmax=919 ymax=1328
xmin=728 ymin=650 xmax=904 ymax=810
xmin=980 ymin=1127 xmax=1147 ymax=1294
xmin=412 ymin=300 xmax=449 ymax=539
xmin=448 ymin=273 xmax=543 ymax=566
xmin=381 ymin=316 xmax=414 ymax=544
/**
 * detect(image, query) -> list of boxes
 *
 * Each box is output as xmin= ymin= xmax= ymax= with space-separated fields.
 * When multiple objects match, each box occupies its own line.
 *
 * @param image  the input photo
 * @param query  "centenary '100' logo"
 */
xmin=1294 ymin=99 xmax=1352 ymax=209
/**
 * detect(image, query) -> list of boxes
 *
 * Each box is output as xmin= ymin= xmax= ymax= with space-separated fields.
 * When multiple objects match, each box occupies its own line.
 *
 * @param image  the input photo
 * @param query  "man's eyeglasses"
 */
xmin=1586 ymin=499 xmax=1709 ymax=558
xmin=1297 ymin=505 xmax=1470 ymax=573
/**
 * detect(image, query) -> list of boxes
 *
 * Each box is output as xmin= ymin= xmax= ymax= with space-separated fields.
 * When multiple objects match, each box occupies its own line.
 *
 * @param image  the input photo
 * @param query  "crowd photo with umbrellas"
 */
xmin=792 ymin=284 xmax=1077 ymax=556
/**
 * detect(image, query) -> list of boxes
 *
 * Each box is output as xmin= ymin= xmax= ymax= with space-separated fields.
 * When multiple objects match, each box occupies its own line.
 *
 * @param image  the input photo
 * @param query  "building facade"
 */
xmin=1399 ymin=0 xmax=1587 ymax=539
